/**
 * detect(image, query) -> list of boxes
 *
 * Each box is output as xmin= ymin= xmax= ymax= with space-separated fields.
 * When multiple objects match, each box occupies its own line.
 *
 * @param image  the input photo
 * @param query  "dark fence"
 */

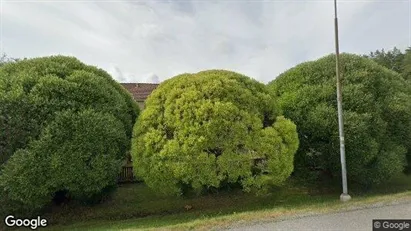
xmin=118 ymin=166 xmax=136 ymax=183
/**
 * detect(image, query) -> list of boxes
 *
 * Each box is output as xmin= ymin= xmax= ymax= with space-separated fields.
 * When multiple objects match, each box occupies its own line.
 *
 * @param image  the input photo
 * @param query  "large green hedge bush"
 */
xmin=0 ymin=109 xmax=127 ymax=215
xmin=0 ymin=56 xmax=139 ymax=216
xmin=268 ymin=53 xmax=411 ymax=186
xmin=0 ymin=56 xmax=139 ymax=165
xmin=132 ymin=70 xmax=299 ymax=195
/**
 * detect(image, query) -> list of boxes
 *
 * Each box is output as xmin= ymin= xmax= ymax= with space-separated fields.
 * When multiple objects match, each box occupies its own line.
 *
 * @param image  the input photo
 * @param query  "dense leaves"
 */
xmin=0 ymin=56 xmax=139 ymax=165
xmin=0 ymin=56 xmax=139 ymax=216
xmin=0 ymin=110 xmax=128 ymax=216
xmin=365 ymin=47 xmax=405 ymax=73
xmin=365 ymin=47 xmax=411 ymax=80
xmin=132 ymin=70 xmax=299 ymax=195
xmin=268 ymin=53 xmax=411 ymax=186
xmin=402 ymin=48 xmax=411 ymax=80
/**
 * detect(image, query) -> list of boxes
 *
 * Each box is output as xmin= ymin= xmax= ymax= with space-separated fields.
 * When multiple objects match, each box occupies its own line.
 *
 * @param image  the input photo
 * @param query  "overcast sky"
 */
xmin=1 ymin=0 xmax=410 ymax=83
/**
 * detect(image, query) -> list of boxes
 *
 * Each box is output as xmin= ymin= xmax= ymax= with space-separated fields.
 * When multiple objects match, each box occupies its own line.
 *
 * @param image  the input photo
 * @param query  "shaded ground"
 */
xmin=3 ymin=174 xmax=410 ymax=230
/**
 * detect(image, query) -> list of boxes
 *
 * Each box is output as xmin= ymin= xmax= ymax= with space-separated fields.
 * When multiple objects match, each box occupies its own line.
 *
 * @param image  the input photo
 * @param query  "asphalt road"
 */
xmin=225 ymin=201 xmax=411 ymax=231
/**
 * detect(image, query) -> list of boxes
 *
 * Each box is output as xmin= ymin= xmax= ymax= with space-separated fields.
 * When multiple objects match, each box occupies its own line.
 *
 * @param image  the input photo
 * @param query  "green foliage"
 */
xmin=0 ymin=56 xmax=139 ymax=165
xmin=132 ymin=70 xmax=299 ymax=195
xmin=365 ymin=47 xmax=405 ymax=73
xmin=402 ymin=48 xmax=411 ymax=80
xmin=0 ymin=109 xmax=127 ymax=216
xmin=365 ymin=46 xmax=411 ymax=81
xmin=268 ymin=53 xmax=411 ymax=186
xmin=0 ymin=56 xmax=139 ymax=216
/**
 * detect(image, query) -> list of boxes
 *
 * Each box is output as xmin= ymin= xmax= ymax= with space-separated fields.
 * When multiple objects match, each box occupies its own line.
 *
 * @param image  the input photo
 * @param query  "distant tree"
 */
xmin=364 ymin=47 xmax=405 ymax=74
xmin=132 ymin=70 xmax=299 ymax=195
xmin=402 ymin=47 xmax=411 ymax=80
xmin=0 ymin=53 xmax=20 ymax=67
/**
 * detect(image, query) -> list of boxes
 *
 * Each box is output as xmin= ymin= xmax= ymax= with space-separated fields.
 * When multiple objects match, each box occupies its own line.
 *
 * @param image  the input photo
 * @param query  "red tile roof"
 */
xmin=121 ymin=83 xmax=159 ymax=101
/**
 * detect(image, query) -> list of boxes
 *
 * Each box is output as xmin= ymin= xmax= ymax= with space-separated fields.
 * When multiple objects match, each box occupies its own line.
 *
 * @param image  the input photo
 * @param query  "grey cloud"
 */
xmin=146 ymin=74 xmax=160 ymax=84
xmin=2 ymin=1 xmax=410 ymax=84
xmin=108 ymin=65 xmax=128 ymax=82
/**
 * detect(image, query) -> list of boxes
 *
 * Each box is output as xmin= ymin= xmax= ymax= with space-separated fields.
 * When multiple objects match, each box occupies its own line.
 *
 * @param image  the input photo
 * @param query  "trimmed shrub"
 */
xmin=0 ymin=56 xmax=139 ymax=165
xmin=0 ymin=109 xmax=128 ymax=216
xmin=0 ymin=56 xmax=139 ymax=216
xmin=268 ymin=53 xmax=411 ymax=186
xmin=131 ymin=70 xmax=299 ymax=195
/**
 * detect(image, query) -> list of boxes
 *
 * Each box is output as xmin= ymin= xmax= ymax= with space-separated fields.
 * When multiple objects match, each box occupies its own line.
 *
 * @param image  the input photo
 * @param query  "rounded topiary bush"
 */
xmin=268 ymin=53 xmax=411 ymax=186
xmin=0 ymin=109 xmax=128 ymax=216
xmin=0 ymin=56 xmax=139 ymax=216
xmin=131 ymin=70 xmax=299 ymax=195
xmin=0 ymin=56 xmax=139 ymax=165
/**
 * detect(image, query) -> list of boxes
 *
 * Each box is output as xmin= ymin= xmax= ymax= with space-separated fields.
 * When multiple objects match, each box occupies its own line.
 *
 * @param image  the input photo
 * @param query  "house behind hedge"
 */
xmin=118 ymin=82 xmax=159 ymax=182
xmin=120 ymin=83 xmax=159 ymax=110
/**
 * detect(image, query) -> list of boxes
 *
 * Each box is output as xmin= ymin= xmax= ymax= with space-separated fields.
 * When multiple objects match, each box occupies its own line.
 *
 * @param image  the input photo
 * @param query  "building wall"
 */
xmin=136 ymin=101 xmax=145 ymax=110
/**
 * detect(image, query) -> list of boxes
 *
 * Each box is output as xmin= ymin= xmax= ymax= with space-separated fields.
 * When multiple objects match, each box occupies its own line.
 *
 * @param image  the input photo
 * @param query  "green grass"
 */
xmin=44 ymin=177 xmax=332 ymax=225
xmin=15 ymin=174 xmax=411 ymax=231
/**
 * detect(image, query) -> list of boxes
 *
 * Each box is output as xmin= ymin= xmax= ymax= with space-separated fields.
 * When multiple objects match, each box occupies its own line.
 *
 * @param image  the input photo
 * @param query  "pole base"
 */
xmin=340 ymin=193 xmax=351 ymax=202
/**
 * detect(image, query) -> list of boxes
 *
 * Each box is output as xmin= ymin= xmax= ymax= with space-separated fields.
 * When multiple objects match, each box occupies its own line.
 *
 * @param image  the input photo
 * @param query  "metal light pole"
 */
xmin=333 ymin=0 xmax=351 ymax=202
